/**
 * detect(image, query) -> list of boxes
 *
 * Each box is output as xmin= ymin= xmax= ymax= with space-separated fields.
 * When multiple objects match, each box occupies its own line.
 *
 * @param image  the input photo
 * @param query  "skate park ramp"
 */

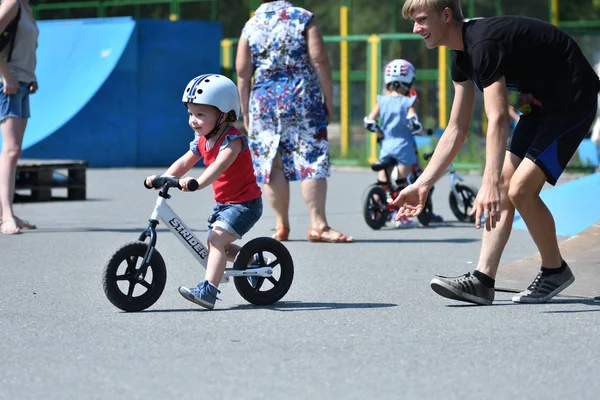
xmin=0 ymin=17 xmax=221 ymax=167
xmin=497 ymin=221 xmax=600 ymax=299
xmin=499 ymin=172 xmax=600 ymax=299
xmin=512 ymin=171 xmax=600 ymax=237
xmin=20 ymin=18 xmax=136 ymax=153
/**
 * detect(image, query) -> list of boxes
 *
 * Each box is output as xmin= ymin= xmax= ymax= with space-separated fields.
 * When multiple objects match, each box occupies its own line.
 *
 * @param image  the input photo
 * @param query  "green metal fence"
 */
xmin=32 ymin=0 xmax=218 ymax=21
xmin=30 ymin=0 xmax=600 ymax=167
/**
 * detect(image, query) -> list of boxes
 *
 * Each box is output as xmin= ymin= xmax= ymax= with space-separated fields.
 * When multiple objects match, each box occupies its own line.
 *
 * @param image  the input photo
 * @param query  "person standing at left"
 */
xmin=0 ymin=0 xmax=39 ymax=235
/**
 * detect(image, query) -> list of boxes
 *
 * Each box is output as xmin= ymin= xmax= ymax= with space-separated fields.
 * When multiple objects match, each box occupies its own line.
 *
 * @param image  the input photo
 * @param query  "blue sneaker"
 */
xmin=248 ymin=254 xmax=271 ymax=288
xmin=178 ymin=280 xmax=220 ymax=310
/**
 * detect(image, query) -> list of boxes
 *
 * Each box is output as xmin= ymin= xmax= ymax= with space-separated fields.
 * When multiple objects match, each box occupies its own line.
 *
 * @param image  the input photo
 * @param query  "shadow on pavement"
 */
xmin=140 ymin=301 xmax=398 ymax=313
xmin=353 ymin=238 xmax=479 ymax=244
xmin=542 ymin=298 xmax=600 ymax=312
xmin=444 ymin=298 xmax=600 ymax=309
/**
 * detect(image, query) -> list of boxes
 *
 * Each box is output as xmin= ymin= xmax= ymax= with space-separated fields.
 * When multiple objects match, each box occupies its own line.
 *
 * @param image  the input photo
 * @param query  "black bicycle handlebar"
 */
xmin=144 ymin=176 xmax=199 ymax=191
xmin=186 ymin=179 xmax=199 ymax=191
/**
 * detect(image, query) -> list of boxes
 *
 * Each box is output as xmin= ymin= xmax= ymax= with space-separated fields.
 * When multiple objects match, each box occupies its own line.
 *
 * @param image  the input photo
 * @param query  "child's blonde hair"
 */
xmin=401 ymin=0 xmax=464 ymax=20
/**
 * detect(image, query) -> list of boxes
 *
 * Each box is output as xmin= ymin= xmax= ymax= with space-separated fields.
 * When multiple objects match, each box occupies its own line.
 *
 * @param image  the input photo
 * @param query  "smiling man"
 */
xmin=392 ymin=0 xmax=600 ymax=305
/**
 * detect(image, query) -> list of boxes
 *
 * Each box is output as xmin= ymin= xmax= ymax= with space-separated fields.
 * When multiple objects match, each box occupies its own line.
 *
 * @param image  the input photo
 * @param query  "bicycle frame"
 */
xmin=137 ymin=192 xmax=273 ymax=284
xmin=447 ymin=164 xmax=465 ymax=200
xmin=387 ymin=156 xmax=465 ymax=199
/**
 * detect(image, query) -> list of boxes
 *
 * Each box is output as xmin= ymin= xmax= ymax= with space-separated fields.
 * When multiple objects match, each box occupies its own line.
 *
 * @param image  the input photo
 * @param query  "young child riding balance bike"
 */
xmin=145 ymin=74 xmax=263 ymax=310
xmin=364 ymin=59 xmax=428 ymax=228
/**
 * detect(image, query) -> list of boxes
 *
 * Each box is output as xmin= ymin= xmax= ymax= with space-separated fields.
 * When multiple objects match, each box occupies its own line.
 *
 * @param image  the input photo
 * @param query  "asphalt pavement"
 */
xmin=1 ymin=167 xmax=598 ymax=400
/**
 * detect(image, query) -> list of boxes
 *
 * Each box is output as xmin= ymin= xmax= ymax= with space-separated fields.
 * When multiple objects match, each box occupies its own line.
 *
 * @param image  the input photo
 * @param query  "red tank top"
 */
xmin=197 ymin=127 xmax=262 ymax=204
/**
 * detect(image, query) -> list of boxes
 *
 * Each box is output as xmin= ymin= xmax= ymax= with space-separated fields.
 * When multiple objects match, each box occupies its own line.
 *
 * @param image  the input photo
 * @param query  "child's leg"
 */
xmin=395 ymin=163 xmax=412 ymax=190
xmin=208 ymin=197 xmax=263 ymax=275
xmin=393 ymin=163 xmax=420 ymax=228
xmin=377 ymin=169 xmax=388 ymax=188
xmin=224 ymin=243 xmax=241 ymax=263
xmin=205 ymin=227 xmax=237 ymax=286
xmin=414 ymin=145 xmax=423 ymax=170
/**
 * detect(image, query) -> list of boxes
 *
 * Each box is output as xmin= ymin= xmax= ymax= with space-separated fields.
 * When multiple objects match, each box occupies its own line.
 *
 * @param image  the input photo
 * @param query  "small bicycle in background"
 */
xmin=421 ymin=151 xmax=479 ymax=224
xmin=102 ymin=176 xmax=294 ymax=312
xmin=362 ymin=125 xmax=478 ymax=229
xmin=363 ymin=156 xmax=436 ymax=229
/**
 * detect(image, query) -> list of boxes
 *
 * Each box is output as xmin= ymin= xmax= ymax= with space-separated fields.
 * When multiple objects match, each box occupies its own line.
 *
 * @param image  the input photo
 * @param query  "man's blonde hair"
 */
xmin=402 ymin=0 xmax=464 ymax=20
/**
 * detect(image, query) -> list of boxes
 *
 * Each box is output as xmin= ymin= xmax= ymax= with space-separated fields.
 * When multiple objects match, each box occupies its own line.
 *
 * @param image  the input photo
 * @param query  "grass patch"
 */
xmin=331 ymin=133 xmax=597 ymax=175
xmin=330 ymin=140 xmax=370 ymax=167
xmin=330 ymin=135 xmax=486 ymax=171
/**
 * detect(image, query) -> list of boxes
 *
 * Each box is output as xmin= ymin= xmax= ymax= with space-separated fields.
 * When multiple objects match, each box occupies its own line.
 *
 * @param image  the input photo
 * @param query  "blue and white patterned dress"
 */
xmin=241 ymin=0 xmax=330 ymax=183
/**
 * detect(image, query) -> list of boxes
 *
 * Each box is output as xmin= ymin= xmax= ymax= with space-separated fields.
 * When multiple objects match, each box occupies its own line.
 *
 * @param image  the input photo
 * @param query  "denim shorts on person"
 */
xmin=207 ymin=197 xmax=263 ymax=239
xmin=0 ymin=82 xmax=31 ymax=122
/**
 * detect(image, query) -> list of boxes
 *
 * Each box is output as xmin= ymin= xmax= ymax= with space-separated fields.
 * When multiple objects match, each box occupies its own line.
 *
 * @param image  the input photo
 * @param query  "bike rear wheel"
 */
xmin=233 ymin=237 xmax=294 ymax=306
xmin=449 ymin=183 xmax=478 ymax=222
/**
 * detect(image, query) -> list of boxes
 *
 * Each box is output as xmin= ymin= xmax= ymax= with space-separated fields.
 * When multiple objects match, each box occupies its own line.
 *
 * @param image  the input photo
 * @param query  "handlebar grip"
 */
xmin=143 ymin=179 xmax=153 ymax=189
xmin=151 ymin=179 xmax=164 ymax=189
xmin=148 ymin=175 xmax=198 ymax=191
xmin=186 ymin=179 xmax=199 ymax=192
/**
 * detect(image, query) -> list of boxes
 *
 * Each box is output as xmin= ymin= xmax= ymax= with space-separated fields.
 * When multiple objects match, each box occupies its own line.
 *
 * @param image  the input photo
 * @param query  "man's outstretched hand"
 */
xmin=469 ymin=180 xmax=501 ymax=230
xmin=391 ymin=183 xmax=431 ymax=219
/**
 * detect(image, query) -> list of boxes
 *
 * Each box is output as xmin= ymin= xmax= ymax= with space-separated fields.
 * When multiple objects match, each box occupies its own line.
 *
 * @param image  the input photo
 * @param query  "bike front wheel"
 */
xmin=103 ymin=241 xmax=167 ymax=312
xmin=362 ymin=185 xmax=389 ymax=230
xmin=417 ymin=191 xmax=434 ymax=226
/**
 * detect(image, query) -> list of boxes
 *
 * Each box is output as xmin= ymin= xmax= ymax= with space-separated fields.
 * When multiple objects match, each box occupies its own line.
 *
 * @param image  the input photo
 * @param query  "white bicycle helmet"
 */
xmin=182 ymin=74 xmax=241 ymax=119
xmin=384 ymin=59 xmax=416 ymax=87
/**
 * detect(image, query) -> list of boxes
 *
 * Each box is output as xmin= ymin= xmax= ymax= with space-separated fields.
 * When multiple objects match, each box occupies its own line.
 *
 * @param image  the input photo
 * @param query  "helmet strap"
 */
xmin=205 ymin=112 xmax=226 ymax=140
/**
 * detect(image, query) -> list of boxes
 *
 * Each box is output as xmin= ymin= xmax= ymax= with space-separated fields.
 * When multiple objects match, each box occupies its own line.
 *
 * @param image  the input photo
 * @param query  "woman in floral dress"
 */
xmin=236 ymin=0 xmax=352 ymax=243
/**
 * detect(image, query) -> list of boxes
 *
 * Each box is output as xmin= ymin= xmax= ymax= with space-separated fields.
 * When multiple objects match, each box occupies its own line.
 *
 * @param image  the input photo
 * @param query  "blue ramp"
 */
xmin=23 ymin=18 xmax=136 ymax=151
xmin=1 ymin=17 xmax=222 ymax=167
xmin=577 ymin=139 xmax=599 ymax=167
xmin=513 ymin=172 xmax=600 ymax=236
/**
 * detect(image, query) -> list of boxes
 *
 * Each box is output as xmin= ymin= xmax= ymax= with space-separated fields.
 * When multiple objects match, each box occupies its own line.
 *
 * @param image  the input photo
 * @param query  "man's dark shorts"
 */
xmin=508 ymin=98 xmax=597 ymax=185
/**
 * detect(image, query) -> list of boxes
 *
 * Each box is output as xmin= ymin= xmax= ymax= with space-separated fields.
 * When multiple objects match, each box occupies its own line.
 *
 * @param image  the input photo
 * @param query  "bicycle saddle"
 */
xmin=370 ymin=157 xmax=397 ymax=172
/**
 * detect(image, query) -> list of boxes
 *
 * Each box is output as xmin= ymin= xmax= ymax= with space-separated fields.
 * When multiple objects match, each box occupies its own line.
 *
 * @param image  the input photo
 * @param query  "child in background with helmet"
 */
xmin=145 ymin=74 xmax=263 ymax=310
xmin=364 ymin=59 xmax=423 ymax=228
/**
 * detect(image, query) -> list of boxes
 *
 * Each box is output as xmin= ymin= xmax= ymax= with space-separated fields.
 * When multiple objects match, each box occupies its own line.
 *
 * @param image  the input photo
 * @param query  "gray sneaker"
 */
xmin=512 ymin=263 xmax=575 ymax=304
xmin=430 ymin=272 xmax=495 ymax=305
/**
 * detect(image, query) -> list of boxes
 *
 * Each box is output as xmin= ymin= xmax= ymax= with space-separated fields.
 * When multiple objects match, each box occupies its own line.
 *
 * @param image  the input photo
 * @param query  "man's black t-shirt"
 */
xmin=451 ymin=16 xmax=600 ymax=112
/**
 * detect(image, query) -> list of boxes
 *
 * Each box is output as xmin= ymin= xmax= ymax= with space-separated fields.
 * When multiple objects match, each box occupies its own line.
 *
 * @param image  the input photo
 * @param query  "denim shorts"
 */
xmin=208 ymin=197 xmax=263 ymax=239
xmin=0 ymin=82 xmax=31 ymax=122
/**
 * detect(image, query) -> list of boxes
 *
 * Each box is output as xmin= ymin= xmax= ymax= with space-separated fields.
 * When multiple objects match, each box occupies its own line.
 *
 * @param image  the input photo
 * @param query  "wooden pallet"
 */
xmin=15 ymin=159 xmax=88 ymax=202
